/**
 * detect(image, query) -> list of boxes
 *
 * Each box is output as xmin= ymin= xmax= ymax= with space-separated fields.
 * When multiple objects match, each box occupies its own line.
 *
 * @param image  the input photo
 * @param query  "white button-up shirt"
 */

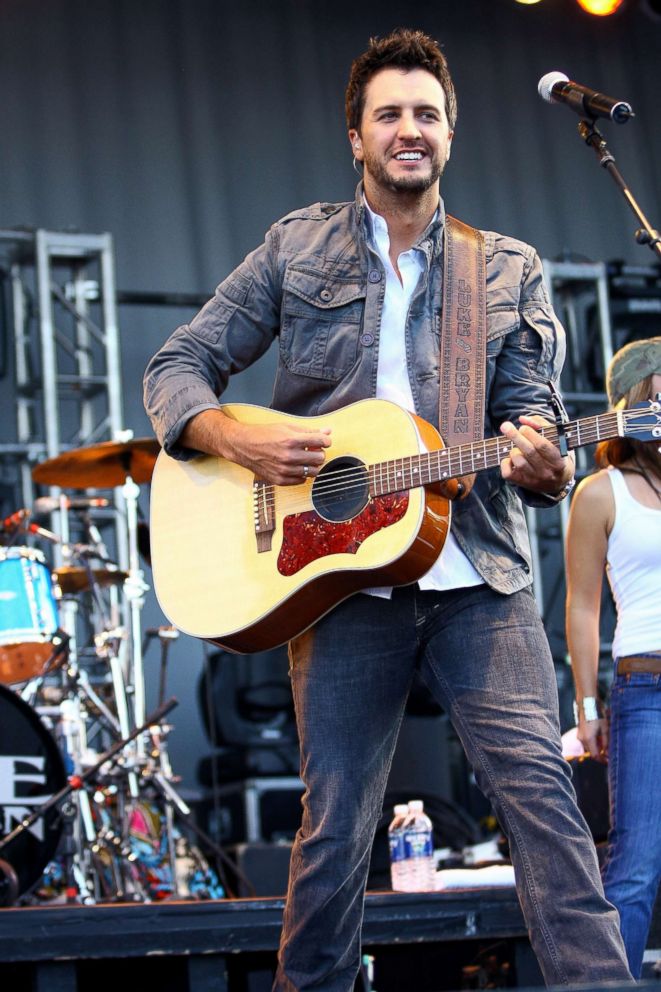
xmin=364 ymin=199 xmax=483 ymax=594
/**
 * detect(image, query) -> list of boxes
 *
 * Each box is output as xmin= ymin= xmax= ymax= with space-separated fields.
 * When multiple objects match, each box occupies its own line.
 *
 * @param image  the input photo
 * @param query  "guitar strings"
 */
xmin=257 ymin=412 xmax=641 ymax=514
xmin=254 ymin=411 xmax=650 ymax=517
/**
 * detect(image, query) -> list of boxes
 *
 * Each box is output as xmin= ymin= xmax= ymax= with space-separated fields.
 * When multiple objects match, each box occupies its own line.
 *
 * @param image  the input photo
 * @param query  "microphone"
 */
xmin=34 ymin=496 xmax=110 ymax=514
xmin=538 ymin=71 xmax=634 ymax=124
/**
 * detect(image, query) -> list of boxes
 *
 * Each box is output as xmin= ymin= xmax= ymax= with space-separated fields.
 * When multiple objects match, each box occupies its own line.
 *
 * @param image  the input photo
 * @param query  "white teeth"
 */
xmin=395 ymin=152 xmax=423 ymax=160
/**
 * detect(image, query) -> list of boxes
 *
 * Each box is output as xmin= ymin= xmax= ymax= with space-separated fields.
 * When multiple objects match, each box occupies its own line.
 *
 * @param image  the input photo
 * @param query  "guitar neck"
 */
xmin=369 ymin=410 xmax=622 ymax=497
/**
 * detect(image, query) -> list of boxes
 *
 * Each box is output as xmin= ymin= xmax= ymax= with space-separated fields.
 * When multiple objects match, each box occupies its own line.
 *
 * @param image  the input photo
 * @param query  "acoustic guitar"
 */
xmin=149 ymin=397 xmax=660 ymax=654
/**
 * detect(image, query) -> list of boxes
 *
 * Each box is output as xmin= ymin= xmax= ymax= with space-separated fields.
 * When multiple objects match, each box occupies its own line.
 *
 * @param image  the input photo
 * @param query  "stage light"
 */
xmin=513 ymin=0 xmax=545 ymax=5
xmin=576 ymin=0 xmax=625 ymax=14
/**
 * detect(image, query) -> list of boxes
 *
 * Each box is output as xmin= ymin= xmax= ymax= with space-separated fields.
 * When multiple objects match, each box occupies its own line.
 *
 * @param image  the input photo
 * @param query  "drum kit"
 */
xmin=0 ymin=436 xmax=224 ymax=907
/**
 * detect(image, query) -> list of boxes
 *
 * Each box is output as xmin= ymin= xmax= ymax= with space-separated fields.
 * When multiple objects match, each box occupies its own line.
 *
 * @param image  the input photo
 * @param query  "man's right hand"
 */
xmin=180 ymin=408 xmax=332 ymax=486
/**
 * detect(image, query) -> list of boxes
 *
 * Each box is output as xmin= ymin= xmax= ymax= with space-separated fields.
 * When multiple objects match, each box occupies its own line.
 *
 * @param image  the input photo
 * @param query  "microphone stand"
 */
xmin=577 ymin=117 xmax=661 ymax=260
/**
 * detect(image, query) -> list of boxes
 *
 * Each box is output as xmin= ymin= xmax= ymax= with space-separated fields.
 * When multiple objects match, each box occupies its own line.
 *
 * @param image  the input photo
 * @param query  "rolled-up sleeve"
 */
xmin=143 ymin=230 xmax=282 ymax=458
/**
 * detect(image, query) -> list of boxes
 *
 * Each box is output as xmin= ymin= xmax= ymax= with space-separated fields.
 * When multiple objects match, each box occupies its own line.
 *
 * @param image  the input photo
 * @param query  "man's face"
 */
xmin=349 ymin=67 xmax=453 ymax=196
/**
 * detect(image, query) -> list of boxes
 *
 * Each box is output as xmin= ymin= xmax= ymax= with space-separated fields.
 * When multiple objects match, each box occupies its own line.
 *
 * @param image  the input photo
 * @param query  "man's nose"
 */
xmin=398 ymin=112 xmax=422 ymax=140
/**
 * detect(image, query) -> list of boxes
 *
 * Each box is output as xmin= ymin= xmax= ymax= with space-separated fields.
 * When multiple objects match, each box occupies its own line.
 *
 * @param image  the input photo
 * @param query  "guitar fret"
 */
xmin=366 ymin=406 xmax=654 ymax=500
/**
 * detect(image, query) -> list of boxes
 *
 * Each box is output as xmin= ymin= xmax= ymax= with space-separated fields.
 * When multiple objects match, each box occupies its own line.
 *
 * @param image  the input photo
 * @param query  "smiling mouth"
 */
xmin=394 ymin=151 xmax=424 ymax=162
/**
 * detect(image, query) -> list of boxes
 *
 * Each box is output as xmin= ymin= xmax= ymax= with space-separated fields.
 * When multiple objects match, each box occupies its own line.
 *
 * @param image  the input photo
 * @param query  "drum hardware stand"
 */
xmin=136 ymin=626 xmax=239 ymax=898
xmin=142 ymin=625 xmax=180 ymax=709
xmin=18 ymin=630 xmax=71 ymax=707
xmin=120 ymin=467 xmax=150 ymax=760
xmin=58 ymin=796 xmax=95 ymax=905
xmin=17 ymin=436 xmax=228 ymax=903
xmin=94 ymin=631 xmax=131 ymax=733
xmin=19 ymin=632 xmax=120 ymax=742
xmin=57 ymin=694 xmax=104 ymax=903
xmin=67 ymin=666 xmax=121 ymax=738
xmin=0 ymin=697 xmax=178 ymax=906
xmin=140 ymin=625 xmax=181 ymax=891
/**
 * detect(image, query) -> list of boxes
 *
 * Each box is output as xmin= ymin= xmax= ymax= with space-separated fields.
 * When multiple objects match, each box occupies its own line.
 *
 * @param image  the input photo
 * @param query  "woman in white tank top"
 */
xmin=565 ymin=337 xmax=661 ymax=978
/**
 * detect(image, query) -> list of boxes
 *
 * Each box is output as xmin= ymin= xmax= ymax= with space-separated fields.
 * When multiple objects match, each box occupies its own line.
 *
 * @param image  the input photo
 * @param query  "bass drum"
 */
xmin=0 ymin=684 xmax=66 ymax=898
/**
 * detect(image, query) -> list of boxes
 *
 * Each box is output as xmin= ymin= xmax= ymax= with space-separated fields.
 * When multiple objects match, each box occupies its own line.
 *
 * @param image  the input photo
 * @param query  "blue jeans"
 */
xmin=273 ymin=585 xmax=631 ymax=991
xmin=603 ymin=662 xmax=661 ymax=978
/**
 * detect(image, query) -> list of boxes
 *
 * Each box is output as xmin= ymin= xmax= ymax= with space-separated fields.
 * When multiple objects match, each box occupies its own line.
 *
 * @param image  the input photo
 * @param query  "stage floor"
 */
xmin=0 ymin=886 xmax=542 ymax=992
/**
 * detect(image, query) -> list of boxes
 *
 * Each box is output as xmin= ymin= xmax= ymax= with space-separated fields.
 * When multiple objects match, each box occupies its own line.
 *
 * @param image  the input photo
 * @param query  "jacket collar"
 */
xmin=353 ymin=181 xmax=446 ymax=261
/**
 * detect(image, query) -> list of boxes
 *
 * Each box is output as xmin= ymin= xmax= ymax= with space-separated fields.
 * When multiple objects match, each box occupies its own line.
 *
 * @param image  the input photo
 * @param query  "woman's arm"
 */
xmin=565 ymin=471 xmax=614 ymax=759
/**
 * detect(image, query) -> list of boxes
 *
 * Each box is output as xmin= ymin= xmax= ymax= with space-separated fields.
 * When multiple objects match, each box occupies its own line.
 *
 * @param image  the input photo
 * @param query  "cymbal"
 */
xmin=53 ymin=566 xmax=129 ymax=595
xmin=32 ymin=438 xmax=160 ymax=489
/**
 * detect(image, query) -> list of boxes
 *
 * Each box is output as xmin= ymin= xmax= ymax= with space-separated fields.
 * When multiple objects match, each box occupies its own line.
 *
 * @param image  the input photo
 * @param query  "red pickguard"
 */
xmin=277 ymin=493 xmax=409 ymax=577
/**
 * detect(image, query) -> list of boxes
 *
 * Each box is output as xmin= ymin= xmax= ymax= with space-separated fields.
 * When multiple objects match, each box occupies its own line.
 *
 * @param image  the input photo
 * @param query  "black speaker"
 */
xmin=227 ymin=841 xmax=292 ymax=897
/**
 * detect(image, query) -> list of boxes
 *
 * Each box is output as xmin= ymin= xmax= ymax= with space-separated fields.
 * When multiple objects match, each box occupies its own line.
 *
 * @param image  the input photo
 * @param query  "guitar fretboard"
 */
xmin=369 ymin=411 xmax=621 ymax=497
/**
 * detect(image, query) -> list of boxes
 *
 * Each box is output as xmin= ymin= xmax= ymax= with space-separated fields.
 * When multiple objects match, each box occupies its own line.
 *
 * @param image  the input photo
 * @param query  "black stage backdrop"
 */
xmin=0 ymin=0 xmax=659 ymax=789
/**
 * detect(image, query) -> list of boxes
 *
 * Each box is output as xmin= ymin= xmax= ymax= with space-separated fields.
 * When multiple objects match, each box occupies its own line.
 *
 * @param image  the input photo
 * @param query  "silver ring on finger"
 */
xmin=303 ymin=465 xmax=309 ymax=479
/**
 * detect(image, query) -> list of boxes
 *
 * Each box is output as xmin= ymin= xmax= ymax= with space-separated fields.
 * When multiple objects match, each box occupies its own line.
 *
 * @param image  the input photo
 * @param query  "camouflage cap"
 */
xmin=606 ymin=335 xmax=661 ymax=406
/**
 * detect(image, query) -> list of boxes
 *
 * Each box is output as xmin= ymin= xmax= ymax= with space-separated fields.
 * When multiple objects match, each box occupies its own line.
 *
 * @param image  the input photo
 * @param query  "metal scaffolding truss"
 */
xmin=0 ymin=228 xmax=127 ymax=563
xmin=527 ymin=259 xmax=619 ymax=664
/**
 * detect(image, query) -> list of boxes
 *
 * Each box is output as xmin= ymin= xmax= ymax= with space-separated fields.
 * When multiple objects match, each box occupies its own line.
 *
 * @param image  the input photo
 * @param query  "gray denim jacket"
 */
xmin=144 ymin=184 xmax=567 ymax=595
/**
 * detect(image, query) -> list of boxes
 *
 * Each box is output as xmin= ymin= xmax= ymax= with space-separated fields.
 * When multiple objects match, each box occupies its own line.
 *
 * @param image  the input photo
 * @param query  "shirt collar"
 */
xmin=356 ymin=183 xmax=446 ymax=257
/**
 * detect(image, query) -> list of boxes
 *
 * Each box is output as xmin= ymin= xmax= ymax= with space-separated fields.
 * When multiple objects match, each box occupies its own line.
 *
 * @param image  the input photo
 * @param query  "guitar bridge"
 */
xmin=253 ymin=478 xmax=275 ymax=552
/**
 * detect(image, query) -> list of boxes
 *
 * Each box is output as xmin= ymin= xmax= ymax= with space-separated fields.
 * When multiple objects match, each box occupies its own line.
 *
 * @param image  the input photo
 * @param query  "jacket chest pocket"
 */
xmin=280 ymin=267 xmax=366 ymax=381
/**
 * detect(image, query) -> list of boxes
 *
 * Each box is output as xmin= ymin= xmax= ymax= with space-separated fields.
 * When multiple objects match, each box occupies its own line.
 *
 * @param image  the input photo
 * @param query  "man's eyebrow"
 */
xmin=370 ymin=102 xmax=442 ymax=115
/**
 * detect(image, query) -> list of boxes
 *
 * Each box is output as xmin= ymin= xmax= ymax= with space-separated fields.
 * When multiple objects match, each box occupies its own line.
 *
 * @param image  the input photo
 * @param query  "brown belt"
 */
xmin=617 ymin=655 xmax=661 ymax=675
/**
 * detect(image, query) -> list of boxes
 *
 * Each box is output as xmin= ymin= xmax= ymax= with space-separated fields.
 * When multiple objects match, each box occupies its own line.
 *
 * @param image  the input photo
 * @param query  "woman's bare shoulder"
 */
xmin=574 ymin=468 xmax=613 ymax=501
xmin=571 ymin=468 xmax=615 ymax=532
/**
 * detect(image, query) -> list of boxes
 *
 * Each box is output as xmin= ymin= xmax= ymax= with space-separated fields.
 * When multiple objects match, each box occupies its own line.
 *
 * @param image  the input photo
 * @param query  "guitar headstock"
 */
xmin=620 ymin=399 xmax=661 ymax=442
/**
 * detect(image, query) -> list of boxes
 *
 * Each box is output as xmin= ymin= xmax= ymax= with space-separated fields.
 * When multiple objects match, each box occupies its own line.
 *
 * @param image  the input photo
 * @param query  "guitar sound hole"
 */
xmin=312 ymin=456 xmax=369 ymax=523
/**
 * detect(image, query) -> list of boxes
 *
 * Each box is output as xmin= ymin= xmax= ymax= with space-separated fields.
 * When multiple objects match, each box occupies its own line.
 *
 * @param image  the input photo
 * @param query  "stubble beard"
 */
xmin=362 ymin=149 xmax=445 ymax=195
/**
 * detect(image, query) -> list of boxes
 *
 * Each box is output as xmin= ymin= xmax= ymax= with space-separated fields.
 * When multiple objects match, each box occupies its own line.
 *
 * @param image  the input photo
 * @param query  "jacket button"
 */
xmin=368 ymin=269 xmax=382 ymax=283
xmin=360 ymin=332 xmax=375 ymax=346
xmin=319 ymin=288 xmax=332 ymax=301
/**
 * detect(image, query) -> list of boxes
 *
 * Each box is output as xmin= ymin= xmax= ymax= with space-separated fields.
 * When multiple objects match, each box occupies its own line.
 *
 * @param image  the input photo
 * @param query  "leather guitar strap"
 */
xmin=438 ymin=214 xmax=487 ymax=498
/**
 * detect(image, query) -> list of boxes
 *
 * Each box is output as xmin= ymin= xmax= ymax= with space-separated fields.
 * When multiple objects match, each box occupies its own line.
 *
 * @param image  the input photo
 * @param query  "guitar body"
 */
xmin=150 ymin=399 xmax=450 ymax=653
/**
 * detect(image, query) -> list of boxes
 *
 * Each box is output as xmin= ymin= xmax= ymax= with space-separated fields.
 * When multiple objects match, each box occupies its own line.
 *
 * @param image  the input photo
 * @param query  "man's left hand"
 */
xmin=499 ymin=414 xmax=574 ymax=495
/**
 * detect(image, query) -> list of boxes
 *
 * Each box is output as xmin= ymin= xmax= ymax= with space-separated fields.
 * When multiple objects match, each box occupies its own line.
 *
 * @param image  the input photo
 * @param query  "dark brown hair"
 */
xmin=596 ymin=372 xmax=661 ymax=477
xmin=345 ymin=28 xmax=457 ymax=133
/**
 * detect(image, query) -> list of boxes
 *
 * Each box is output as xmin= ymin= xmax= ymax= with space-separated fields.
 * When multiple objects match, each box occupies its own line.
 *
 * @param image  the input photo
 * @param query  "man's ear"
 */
xmin=348 ymin=129 xmax=363 ymax=160
xmin=446 ymin=132 xmax=454 ymax=163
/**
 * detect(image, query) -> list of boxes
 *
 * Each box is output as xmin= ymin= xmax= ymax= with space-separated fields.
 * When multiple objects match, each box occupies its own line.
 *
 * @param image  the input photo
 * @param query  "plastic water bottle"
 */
xmin=400 ymin=799 xmax=435 ymax=891
xmin=387 ymin=803 xmax=409 ymax=891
